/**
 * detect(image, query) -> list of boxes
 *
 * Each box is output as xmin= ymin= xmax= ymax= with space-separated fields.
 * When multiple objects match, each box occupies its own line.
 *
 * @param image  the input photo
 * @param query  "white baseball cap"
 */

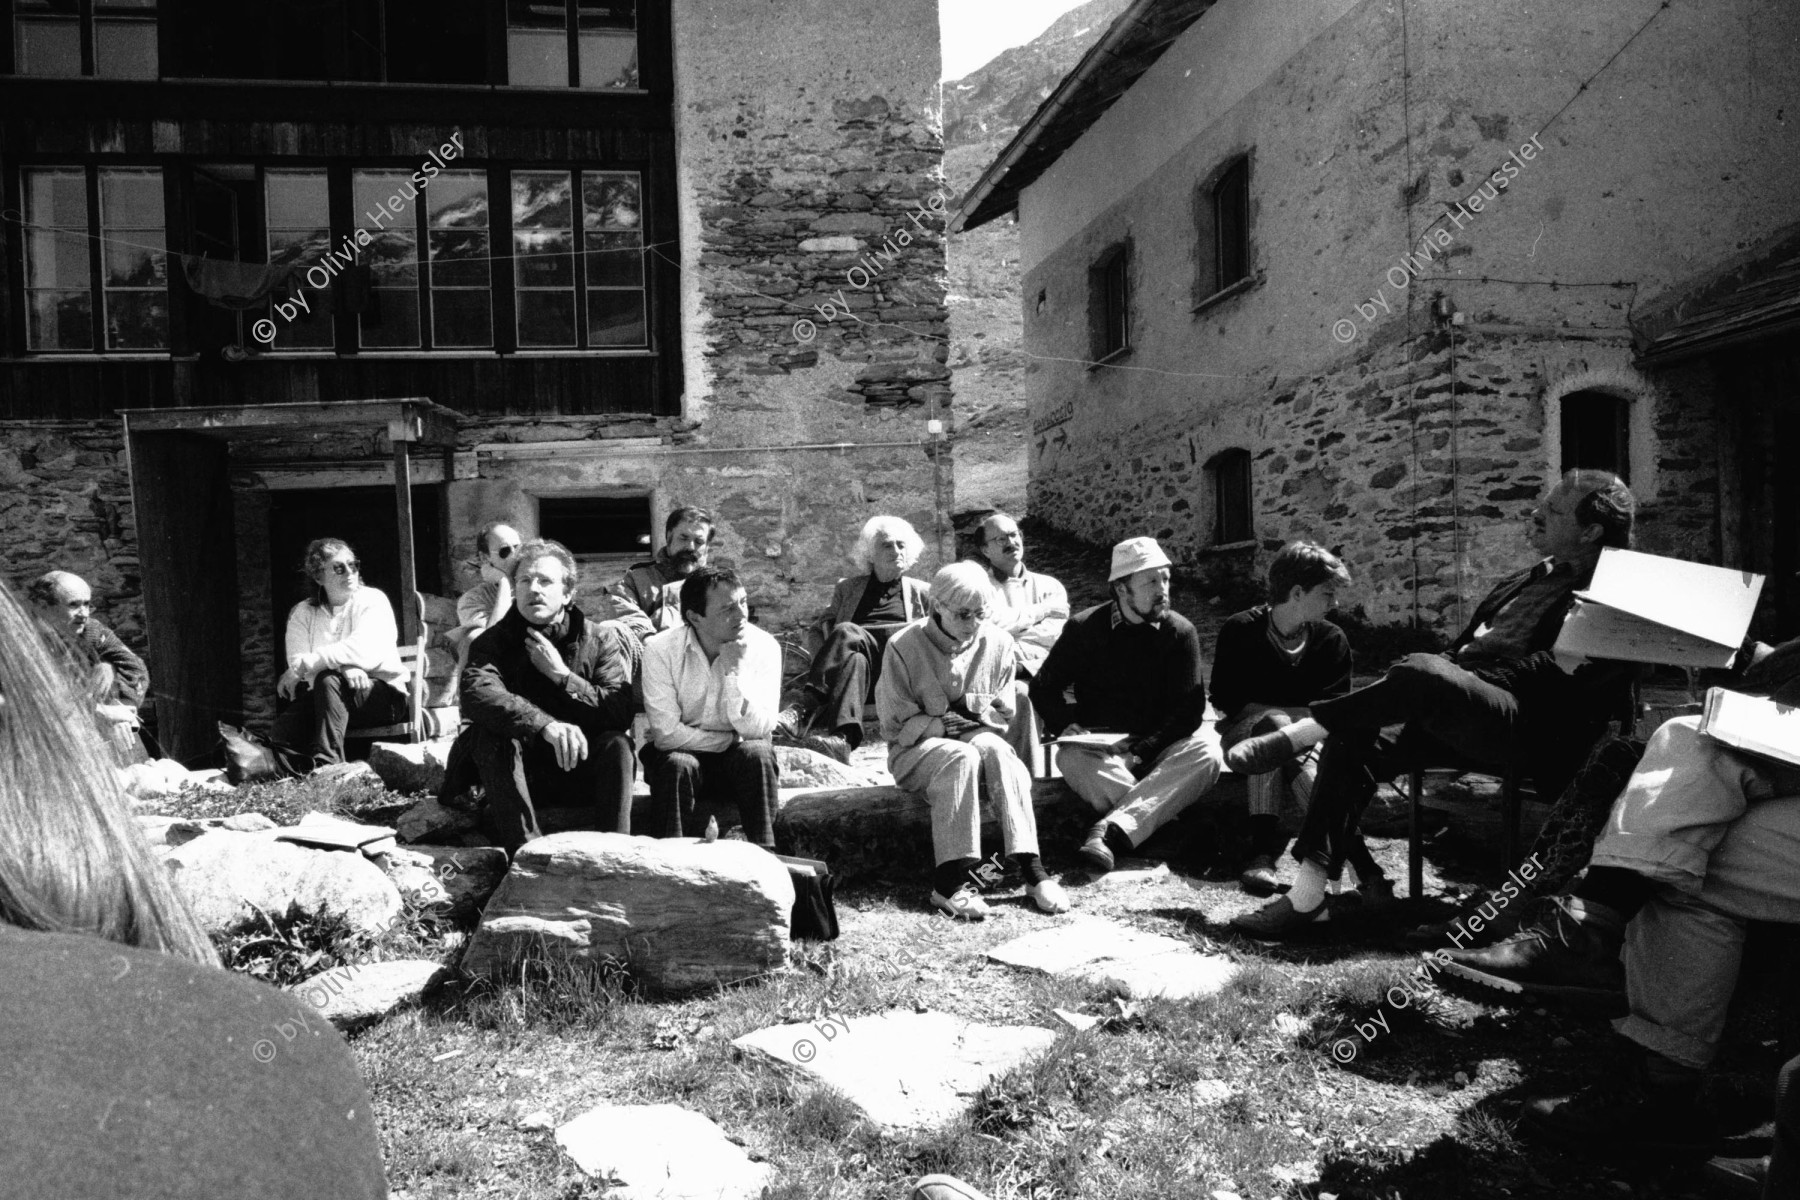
xmin=1108 ymin=536 xmax=1172 ymax=582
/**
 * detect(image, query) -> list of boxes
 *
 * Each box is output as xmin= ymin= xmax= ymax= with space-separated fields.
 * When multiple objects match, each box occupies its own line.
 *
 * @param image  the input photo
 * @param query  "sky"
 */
xmin=940 ymin=0 xmax=1096 ymax=81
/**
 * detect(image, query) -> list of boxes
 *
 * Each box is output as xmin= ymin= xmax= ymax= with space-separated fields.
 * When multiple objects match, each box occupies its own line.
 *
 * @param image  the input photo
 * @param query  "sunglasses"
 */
xmin=946 ymin=606 xmax=988 ymax=623
xmin=494 ymin=545 xmax=516 ymax=560
xmin=326 ymin=560 xmax=360 ymax=577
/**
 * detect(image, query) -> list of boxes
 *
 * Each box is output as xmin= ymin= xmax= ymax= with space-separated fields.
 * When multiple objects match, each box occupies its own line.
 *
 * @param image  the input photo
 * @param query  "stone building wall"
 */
xmin=0 ymin=423 xmax=147 ymax=655
xmin=1012 ymin=0 xmax=1795 ymax=635
xmin=1030 ymin=330 xmax=1725 ymax=630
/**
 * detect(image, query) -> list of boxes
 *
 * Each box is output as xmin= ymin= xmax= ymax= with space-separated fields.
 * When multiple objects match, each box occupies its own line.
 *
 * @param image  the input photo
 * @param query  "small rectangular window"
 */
xmin=538 ymin=494 xmax=653 ymax=557
xmin=14 ymin=0 xmax=157 ymax=78
xmin=1210 ymin=448 xmax=1253 ymax=544
xmin=1214 ymin=157 xmax=1249 ymax=291
xmin=1089 ymin=242 xmax=1130 ymax=362
xmin=507 ymin=0 xmax=637 ymax=89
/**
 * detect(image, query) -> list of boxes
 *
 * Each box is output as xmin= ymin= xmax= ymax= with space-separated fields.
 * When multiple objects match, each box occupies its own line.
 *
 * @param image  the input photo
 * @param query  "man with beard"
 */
xmin=611 ymin=506 xmax=714 ymax=642
xmin=459 ymin=540 xmax=636 ymax=855
xmin=27 ymin=570 xmax=148 ymax=757
xmin=1029 ymin=538 xmax=1220 ymax=874
xmin=965 ymin=510 xmax=1068 ymax=766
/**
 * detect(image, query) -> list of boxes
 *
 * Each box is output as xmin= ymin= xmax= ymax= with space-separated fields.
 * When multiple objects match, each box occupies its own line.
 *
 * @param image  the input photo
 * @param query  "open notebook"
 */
xmin=1553 ymin=548 xmax=1764 ymax=669
xmin=1699 ymin=687 xmax=1800 ymax=767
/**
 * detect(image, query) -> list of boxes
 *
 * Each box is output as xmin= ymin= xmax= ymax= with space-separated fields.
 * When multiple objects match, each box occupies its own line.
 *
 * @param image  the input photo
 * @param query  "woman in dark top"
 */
xmin=0 ymin=578 xmax=389 ymax=1200
xmin=1211 ymin=542 xmax=1375 ymax=901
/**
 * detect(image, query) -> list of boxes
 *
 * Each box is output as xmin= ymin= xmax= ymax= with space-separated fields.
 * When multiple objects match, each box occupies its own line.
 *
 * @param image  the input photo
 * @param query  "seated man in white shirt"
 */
xmin=963 ymin=509 xmax=1068 ymax=765
xmin=269 ymin=538 xmax=409 ymax=777
xmin=640 ymin=565 xmax=783 ymax=848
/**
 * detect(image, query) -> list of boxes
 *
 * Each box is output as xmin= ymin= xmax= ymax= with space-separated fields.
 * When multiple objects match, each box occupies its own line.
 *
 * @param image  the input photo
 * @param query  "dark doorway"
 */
xmin=268 ymin=486 xmax=443 ymax=656
xmin=1560 ymin=389 xmax=1631 ymax=482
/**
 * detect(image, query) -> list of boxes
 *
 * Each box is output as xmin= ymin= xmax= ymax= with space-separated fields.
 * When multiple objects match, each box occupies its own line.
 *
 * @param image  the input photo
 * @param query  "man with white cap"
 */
xmin=1029 ymin=536 xmax=1219 ymax=873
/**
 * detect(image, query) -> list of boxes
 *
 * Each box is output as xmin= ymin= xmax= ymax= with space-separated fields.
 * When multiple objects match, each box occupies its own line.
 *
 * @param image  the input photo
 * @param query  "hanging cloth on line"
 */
xmin=179 ymin=256 xmax=305 ymax=311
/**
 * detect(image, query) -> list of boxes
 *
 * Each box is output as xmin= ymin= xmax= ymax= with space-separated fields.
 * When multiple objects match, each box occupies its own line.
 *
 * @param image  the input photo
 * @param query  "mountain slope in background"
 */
xmin=945 ymin=0 xmax=1132 ymax=517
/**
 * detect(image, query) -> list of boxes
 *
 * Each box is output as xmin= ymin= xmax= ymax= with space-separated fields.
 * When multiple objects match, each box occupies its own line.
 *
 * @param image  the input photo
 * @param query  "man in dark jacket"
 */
xmin=29 ymin=570 xmax=149 ymax=758
xmin=609 ymin=505 xmax=714 ymax=643
xmin=460 ymin=540 xmax=636 ymax=854
xmin=1030 ymin=537 xmax=1219 ymax=874
xmin=1227 ymin=469 xmax=1638 ymax=937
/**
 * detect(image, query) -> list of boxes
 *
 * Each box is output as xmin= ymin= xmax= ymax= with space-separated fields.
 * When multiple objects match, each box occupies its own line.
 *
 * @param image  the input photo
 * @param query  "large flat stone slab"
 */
xmin=460 ymin=833 xmax=793 ymax=994
xmin=289 ymin=959 xmax=449 ymax=1028
xmin=732 ymin=1010 xmax=1056 ymax=1130
xmin=555 ymin=1103 xmax=771 ymax=1200
xmin=986 ymin=916 xmax=1237 ymax=1000
xmin=161 ymin=829 xmax=402 ymax=937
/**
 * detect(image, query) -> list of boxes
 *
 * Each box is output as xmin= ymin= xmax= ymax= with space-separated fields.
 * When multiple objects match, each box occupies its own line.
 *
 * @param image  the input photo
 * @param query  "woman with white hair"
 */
xmin=0 ymin=577 xmax=389 ymax=1197
xmin=875 ymin=561 xmax=1071 ymax=920
xmin=783 ymin=514 xmax=932 ymax=752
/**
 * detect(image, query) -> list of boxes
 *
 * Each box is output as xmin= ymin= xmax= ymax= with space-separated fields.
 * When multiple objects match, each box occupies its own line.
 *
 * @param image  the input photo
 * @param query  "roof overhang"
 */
xmin=1635 ymin=224 xmax=1800 ymax=366
xmin=949 ymin=0 xmax=1217 ymax=234
xmin=118 ymin=398 xmax=463 ymax=447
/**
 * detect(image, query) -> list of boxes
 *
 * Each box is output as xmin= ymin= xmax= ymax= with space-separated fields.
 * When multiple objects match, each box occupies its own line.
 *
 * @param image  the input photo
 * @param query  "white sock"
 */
xmin=1288 ymin=860 xmax=1328 ymax=913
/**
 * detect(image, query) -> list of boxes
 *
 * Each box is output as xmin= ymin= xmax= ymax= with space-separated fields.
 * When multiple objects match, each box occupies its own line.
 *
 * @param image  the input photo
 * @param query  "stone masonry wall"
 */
xmin=0 ymin=422 xmax=147 ymax=655
xmin=1030 ymin=330 xmax=1724 ymax=631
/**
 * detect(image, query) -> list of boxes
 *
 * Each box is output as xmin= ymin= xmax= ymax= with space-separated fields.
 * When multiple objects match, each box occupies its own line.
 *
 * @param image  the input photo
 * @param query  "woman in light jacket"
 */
xmin=876 ymin=561 xmax=1071 ymax=921
xmin=270 ymin=537 xmax=409 ymax=777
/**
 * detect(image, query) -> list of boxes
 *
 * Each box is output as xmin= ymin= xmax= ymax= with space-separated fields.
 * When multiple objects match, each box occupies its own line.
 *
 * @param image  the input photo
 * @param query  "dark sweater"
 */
xmin=1029 ymin=600 xmax=1208 ymax=762
xmin=0 ymin=924 xmax=388 ymax=1199
xmin=1210 ymin=605 xmax=1353 ymax=718
xmin=462 ymin=605 xmax=635 ymax=740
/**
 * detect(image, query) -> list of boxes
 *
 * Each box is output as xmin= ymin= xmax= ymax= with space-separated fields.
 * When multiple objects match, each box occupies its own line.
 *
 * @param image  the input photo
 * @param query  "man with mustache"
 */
xmin=611 ymin=506 xmax=715 ymax=643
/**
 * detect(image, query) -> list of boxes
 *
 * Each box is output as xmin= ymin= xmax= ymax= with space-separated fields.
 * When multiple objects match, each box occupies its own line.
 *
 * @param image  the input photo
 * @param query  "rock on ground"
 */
xmin=772 ymin=744 xmax=884 ymax=789
xmin=372 ymin=844 xmax=507 ymax=920
xmin=367 ymin=738 xmax=456 ymax=794
xmin=460 ymin=833 xmax=793 ymax=994
xmin=986 ymin=916 xmax=1237 ymax=1000
xmin=289 ymin=959 xmax=450 ymax=1028
xmin=732 ymin=1010 xmax=1057 ymax=1130
xmin=161 ymin=830 xmax=402 ymax=936
xmin=397 ymin=796 xmax=477 ymax=844
xmin=555 ymin=1103 xmax=772 ymax=1200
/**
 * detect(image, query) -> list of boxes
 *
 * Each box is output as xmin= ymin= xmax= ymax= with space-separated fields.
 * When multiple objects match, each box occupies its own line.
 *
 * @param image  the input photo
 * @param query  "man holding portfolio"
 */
xmin=1227 ymin=469 xmax=1638 ymax=937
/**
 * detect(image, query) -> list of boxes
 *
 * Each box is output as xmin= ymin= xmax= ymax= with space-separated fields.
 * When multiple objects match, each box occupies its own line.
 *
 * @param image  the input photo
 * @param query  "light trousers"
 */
xmin=890 ymin=731 xmax=1038 ymax=865
xmin=1057 ymin=729 xmax=1222 ymax=848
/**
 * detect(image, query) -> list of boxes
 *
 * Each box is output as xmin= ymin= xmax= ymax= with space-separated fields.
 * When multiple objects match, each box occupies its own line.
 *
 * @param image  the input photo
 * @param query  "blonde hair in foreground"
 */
xmin=0 ymin=578 xmax=217 ymax=964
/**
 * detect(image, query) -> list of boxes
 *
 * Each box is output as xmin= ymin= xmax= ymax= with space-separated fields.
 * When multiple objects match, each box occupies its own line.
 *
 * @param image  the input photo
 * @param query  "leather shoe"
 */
xmin=1238 ymin=854 xmax=1281 ymax=896
xmin=1225 ymin=729 xmax=1301 ymax=775
xmin=1699 ymin=1154 xmax=1768 ymax=1196
xmin=1521 ymin=1077 xmax=1718 ymax=1156
xmin=1437 ymin=897 xmax=1625 ymax=1003
xmin=1079 ymin=821 xmax=1116 ymax=874
xmin=1230 ymin=894 xmax=1331 ymax=939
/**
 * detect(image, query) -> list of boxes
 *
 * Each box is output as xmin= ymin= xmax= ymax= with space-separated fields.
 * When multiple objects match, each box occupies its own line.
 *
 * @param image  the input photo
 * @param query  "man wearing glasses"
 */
xmin=1031 ymin=537 xmax=1220 ymax=876
xmin=456 ymin=521 xmax=524 ymax=649
xmin=268 ymin=537 xmax=409 ymax=778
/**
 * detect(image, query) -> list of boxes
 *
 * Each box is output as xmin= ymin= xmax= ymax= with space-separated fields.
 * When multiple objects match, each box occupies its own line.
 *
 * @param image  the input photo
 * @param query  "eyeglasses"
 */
xmin=946 ymin=606 xmax=988 ymax=623
xmin=326 ymin=560 xmax=360 ymax=577
xmin=494 ymin=545 xmax=515 ymax=560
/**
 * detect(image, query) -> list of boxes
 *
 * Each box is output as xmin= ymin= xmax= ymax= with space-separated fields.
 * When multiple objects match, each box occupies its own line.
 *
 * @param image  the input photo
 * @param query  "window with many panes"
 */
xmin=22 ymin=166 xmax=166 ymax=351
xmin=507 ymin=0 xmax=637 ymax=88
xmin=511 ymin=169 xmax=645 ymax=349
xmin=265 ymin=169 xmax=335 ymax=349
xmin=13 ymin=0 xmax=157 ymax=77
xmin=351 ymin=169 xmax=494 ymax=350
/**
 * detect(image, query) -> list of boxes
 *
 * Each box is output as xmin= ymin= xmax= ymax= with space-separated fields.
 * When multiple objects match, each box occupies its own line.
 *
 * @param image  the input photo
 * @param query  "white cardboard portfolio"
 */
xmin=1554 ymin=548 xmax=1764 ymax=669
